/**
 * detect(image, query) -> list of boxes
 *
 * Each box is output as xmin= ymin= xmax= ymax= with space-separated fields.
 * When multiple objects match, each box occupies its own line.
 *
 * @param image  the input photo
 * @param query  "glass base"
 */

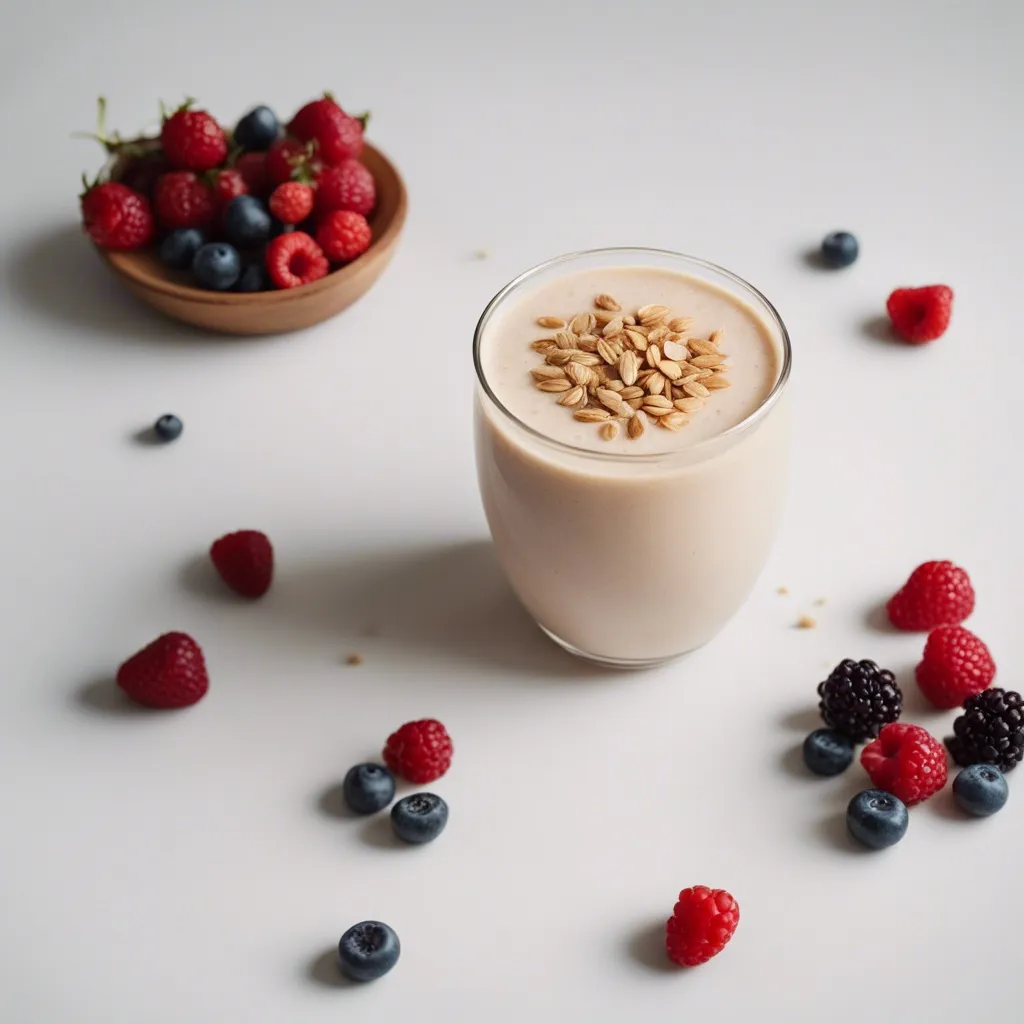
xmin=538 ymin=623 xmax=681 ymax=670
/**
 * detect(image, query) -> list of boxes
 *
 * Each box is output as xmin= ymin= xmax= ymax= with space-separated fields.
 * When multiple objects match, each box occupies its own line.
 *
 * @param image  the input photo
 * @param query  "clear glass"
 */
xmin=473 ymin=248 xmax=793 ymax=668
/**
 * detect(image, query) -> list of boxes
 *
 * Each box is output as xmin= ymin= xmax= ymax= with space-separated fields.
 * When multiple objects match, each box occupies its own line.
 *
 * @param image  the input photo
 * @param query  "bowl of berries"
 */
xmin=79 ymin=94 xmax=407 ymax=335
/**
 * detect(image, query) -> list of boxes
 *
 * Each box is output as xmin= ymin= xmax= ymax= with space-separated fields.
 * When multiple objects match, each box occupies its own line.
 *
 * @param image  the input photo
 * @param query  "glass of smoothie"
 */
xmin=473 ymin=248 xmax=792 ymax=668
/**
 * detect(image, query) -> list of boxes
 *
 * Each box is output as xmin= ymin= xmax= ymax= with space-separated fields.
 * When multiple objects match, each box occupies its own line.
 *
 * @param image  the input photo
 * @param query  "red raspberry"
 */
xmin=154 ymin=171 xmax=217 ymax=230
xmin=80 ymin=180 xmax=155 ymax=250
xmin=116 ymin=632 xmax=208 ymax=709
xmin=861 ymin=723 xmax=948 ymax=805
xmin=886 ymin=560 xmax=975 ymax=631
xmin=666 ymin=886 xmax=740 ymax=967
xmin=213 ymin=168 xmax=248 ymax=208
xmin=268 ymin=181 xmax=314 ymax=225
xmin=235 ymin=151 xmax=270 ymax=197
xmin=209 ymin=530 xmax=274 ymax=598
xmin=160 ymin=102 xmax=228 ymax=172
xmin=314 ymin=159 xmax=376 ymax=217
xmin=916 ymin=625 xmax=996 ymax=709
xmin=316 ymin=210 xmax=372 ymax=263
xmin=265 ymin=231 xmax=329 ymax=289
xmin=886 ymin=284 xmax=954 ymax=344
xmin=266 ymin=137 xmax=317 ymax=186
xmin=383 ymin=719 xmax=453 ymax=783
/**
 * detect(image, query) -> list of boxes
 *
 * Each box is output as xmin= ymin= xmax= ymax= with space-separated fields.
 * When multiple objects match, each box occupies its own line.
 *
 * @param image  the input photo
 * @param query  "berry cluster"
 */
xmin=79 ymin=94 xmax=376 ymax=292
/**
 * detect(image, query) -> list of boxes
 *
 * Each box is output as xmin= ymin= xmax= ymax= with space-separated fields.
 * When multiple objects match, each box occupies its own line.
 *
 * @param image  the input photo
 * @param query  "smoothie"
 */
xmin=474 ymin=249 xmax=791 ymax=666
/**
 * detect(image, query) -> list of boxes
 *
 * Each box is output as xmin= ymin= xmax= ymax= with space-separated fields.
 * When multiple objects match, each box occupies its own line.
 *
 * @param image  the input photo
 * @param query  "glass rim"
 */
xmin=472 ymin=246 xmax=793 ymax=463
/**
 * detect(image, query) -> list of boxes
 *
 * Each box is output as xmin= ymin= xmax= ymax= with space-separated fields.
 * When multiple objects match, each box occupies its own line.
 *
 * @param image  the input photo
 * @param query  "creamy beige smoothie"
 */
xmin=474 ymin=249 xmax=791 ymax=666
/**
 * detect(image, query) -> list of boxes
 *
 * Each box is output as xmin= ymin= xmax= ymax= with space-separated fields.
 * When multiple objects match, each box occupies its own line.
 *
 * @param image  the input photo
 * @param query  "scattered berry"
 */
xmin=861 ymin=723 xmax=948 ymax=806
xmin=802 ymin=729 xmax=855 ymax=776
xmin=161 ymin=102 xmax=227 ymax=171
xmin=158 ymin=228 xmax=205 ymax=270
xmin=391 ymin=793 xmax=449 ymax=844
xmin=224 ymin=195 xmax=272 ymax=248
xmin=268 ymin=182 xmax=314 ymax=225
xmin=383 ymin=719 xmax=453 ymax=783
xmin=886 ymin=284 xmax=954 ymax=343
xmin=209 ymin=529 xmax=273 ymax=598
xmin=80 ymin=180 xmax=155 ymax=251
xmin=947 ymin=688 xmax=1024 ymax=773
xmin=266 ymin=137 xmax=313 ymax=186
xmin=820 ymin=231 xmax=859 ymax=268
xmin=817 ymin=659 xmax=902 ymax=742
xmin=153 ymin=414 xmax=183 ymax=441
xmin=343 ymin=764 xmax=396 ymax=815
xmin=953 ymin=764 xmax=1009 ymax=817
xmin=233 ymin=105 xmax=280 ymax=152
xmin=916 ymin=625 xmax=996 ymax=709
xmin=234 ymin=151 xmax=270 ymax=197
xmin=337 ymin=921 xmax=400 ymax=982
xmin=154 ymin=171 xmax=217 ymax=231
xmin=886 ymin=560 xmax=975 ymax=631
xmin=846 ymin=789 xmax=908 ymax=850
xmin=116 ymin=632 xmax=208 ymax=708
xmin=265 ymin=231 xmax=329 ymax=289
xmin=212 ymin=168 xmax=248 ymax=208
xmin=314 ymin=159 xmax=376 ymax=217
xmin=192 ymin=242 xmax=241 ymax=291
xmin=316 ymin=209 xmax=372 ymax=263
xmin=234 ymin=260 xmax=269 ymax=292
xmin=665 ymin=886 xmax=739 ymax=967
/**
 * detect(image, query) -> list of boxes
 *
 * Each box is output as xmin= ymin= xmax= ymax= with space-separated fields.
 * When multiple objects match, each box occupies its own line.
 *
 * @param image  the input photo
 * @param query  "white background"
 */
xmin=1 ymin=1 xmax=1021 ymax=1021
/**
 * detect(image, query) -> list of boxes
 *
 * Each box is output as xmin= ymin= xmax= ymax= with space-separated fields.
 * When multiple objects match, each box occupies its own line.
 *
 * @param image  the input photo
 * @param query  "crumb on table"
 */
xmin=345 ymin=653 xmax=364 ymax=666
xmin=777 ymin=586 xmax=789 ymax=596
xmin=795 ymin=615 xmax=817 ymax=629
xmin=813 ymin=597 xmax=827 ymax=606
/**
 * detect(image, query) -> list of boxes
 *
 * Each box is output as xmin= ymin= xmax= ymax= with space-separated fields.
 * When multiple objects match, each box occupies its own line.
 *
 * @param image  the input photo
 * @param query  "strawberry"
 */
xmin=268 ymin=182 xmax=314 ymax=225
xmin=210 ymin=530 xmax=274 ymax=598
xmin=234 ymin=151 xmax=270 ymax=197
xmin=886 ymin=560 xmax=975 ymax=631
xmin=886 ymin=285 xmax=954 ymax=344
xmin=266 ymin=137 xmax=317 ymax=186
xmin=265 ymin=232 xmax=329 ymax=289
xmin=116 ymin=632 xmax=209 ymax=708
xmin=288 ymin=93 xmax=346 ymax=142
xmin=80 ymin=179 xmax=155 ymax=250
xmin=160 ymin=100 xmax=228 ymax=172
xmin=153 ymin=171 xmax=217 ymax=230
xmin=213 ymin=168 xmax=248 ymax=208
xmin=317 ymin=209 xmax=372 ymax=263
xmin=314 ymin=159 xmax=376 ymax=217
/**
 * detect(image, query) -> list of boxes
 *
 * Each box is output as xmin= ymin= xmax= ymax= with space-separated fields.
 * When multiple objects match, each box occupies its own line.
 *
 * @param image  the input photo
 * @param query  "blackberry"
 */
xmin=947 ymin=688 xmax=1024 ymax=773
xmin=817 ymin=659 xmax=902 ymax=742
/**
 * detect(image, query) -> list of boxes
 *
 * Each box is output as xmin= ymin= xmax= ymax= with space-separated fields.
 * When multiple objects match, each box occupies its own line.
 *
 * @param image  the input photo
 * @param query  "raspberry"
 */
xmin=154 ymin=171 xmax=217 ymax=230
xmin=268 ymin=181 xmax=314 ymax=225
xmin=915 ymin=626 xmax=995 ymax=709
xmin=817 ymin=659 xmax=902 ymax=742
xmin=265 ymin=232 xmax=329 ymax=289
xmin=80 ymin=180 xmax=155 ymax=250
xmin=315 ymin=159 xmax=376 ymax=217
xmin=288 ymin=94 xmax=346 ymax=141
xmin=383 ymin=719 xmax=453 ymax=783
xmin=947 ymin=688 xmax=1024 ymax=773
xmin=665 ymin=886 xmax=739 ymax=967
xmin=886 ymin=284 xmax=954 ymax=343
xmin=860 ymin=723 xmax=948 ymax=806
xmin=116 ymin=632 xmax=208 ymax=709
xmin=160 ymin=102 xmax=228 ymax=172
xmin=266 ymin=137 xmax=316 ymax=186
xmin=886 ymin=560 xmax=975 ymax=631
xmin=213 ymin=168 xmax=248 ymax=208
xmin=316 ymin=209 xmax=372 ymax=263
xmin=209 ymin=530 xmax=273 ymax=598
xmin=289 ymin=94 xmax=366 ymax=163
xmin=234 ymin=151 xmax=270 ymax=197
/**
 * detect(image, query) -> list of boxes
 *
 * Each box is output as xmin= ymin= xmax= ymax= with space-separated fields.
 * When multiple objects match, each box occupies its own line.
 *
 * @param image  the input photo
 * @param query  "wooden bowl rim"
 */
xmin=101 ymin=142 xmax=407 ymax=306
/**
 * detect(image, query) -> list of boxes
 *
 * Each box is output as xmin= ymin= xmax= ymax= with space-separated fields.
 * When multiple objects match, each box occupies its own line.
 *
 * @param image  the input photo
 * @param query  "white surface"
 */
xmin=0 ymin=1 xmax=1020 ymax=1021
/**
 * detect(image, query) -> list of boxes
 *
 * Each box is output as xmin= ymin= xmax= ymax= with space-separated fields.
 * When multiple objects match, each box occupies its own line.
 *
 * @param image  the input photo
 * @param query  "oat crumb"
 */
xmin=473 ymin=248 xmax=491 ymax=260
xmin=345 ymin=653 xmax=364 ymax=666
xmin=813 ymin=597 xmax=827 ymax=607
xmin=795 ymin=615 xmax=817 ymax=630
xmin=777 ymin=586 xmax=790 ymax=596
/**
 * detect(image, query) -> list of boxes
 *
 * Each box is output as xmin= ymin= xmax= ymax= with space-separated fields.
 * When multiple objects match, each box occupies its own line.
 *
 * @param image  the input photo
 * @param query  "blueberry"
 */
xmin=233 ymin=105 xmax=279 ymax=151
xmin=192 ymin=243 xmax=241 ymax=291
xmin=234 ymin=261 xmax=270 ymax=293
xmin=802 ymin=729 xmax=855 ymax=776
xmin=846 ymin=789 xmax=908 ymax=849
xmin=153 ymin=414 xmax=183 ymax=442
xmin=224 ymin=196 xmax=272 ymax=248
xmin=953 ymin=764 xmax=1009 ymax=817
xmin=343 ymin=763 xmax=395 ymax=814
xmin=391 ymin=793 xmax=448 ymax=844
xmin=159 ymin=228 xmax=205 ymax=270
xmin=337 ymin=921 xmax=400 ymax=982
xmin=820 ymin=231 xmax=859 ymax=268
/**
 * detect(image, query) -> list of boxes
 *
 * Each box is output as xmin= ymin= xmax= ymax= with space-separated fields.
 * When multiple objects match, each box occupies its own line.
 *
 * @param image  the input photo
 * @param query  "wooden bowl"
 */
xmin=99 ymin=143 xmax=407 ymax=335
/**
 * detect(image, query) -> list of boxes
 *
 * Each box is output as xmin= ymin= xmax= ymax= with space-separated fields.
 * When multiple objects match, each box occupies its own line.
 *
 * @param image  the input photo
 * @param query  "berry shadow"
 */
xmin=304 ymin=948 xmax=358 ymax=989
xmin=863 ymin=601 xmax=899 ymax=634
xmin=800 ymin=247 xmax=833 ymax=270
xmin=778 ymin=707 xmax=821 ymax=733
xmin=779 ymin=742 xmax=811 ymax=778
xmin=928 ymin=788 xmax=973 ymax=822
xmin=71 ymin=677 xmax=149 ymax=717
xmin=130 ymin=426 xmax=168 ymax=447
xmin=178 ymin=552 xmax=236 ymax=603
xmin=359 ymin=814 xmax=405 ymax=850
xmin=814 ymin=810 xmax=873 ymax=854
xmin=624 ymin=920 xmax=677 ymax=975
xmin=860 ymin=315 xmax=903 ymax=347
